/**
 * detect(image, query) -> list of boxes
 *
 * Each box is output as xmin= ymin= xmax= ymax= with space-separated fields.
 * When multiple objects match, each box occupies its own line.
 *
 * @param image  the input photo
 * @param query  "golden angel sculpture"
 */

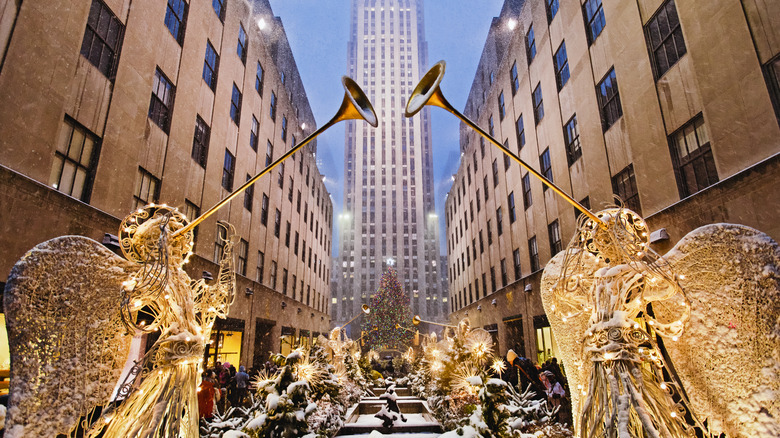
xmin=541 ymin=207 xmax=779 ymax=438
xmin=3 ymin=205 xmax=236 ymax=437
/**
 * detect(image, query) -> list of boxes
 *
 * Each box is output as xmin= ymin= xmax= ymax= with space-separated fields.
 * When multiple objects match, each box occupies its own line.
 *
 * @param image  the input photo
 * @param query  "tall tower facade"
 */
xmin=333 ymin=0 xmax=447 ymax=327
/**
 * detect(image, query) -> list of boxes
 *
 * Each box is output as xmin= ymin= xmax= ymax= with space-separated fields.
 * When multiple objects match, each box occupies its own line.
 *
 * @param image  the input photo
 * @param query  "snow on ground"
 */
xmin=355 ymin=413 xmax=431 ymax=426
xmin=336 ymin=433 xmax=441 ymax=438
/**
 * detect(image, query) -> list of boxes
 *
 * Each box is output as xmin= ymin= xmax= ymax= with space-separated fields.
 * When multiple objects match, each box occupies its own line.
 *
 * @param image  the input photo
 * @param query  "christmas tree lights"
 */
xmin=362 ymin=268 xmax=413 ymax=350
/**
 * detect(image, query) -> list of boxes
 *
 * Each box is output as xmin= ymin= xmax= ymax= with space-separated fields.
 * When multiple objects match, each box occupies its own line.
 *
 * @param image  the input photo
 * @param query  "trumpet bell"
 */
xmin=341 ymin=77 xmax=378 ymax=127
xmin=405 ymin=60 xmax=448 ymax=117
xmin=413 ymin=315 xmax=421 ymax=326
xmin=361 ymin=304 xmax=371 ymax=314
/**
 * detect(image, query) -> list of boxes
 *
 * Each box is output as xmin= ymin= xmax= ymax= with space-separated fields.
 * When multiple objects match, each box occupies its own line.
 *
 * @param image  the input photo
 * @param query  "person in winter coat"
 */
xmin=540 ymin=370 xmax=566 ymax=408
xmin=198 ymin=371 xmax=217 ymax=420
xmin=235 ymin=365 xmax=250 ymax=406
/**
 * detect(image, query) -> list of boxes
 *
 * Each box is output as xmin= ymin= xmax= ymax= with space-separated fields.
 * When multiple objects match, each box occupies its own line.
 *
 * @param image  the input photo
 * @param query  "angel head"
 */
xmin=577 ymin=207 xmax=649 ymax=265
xmin=119 ymin=204 xmax=194 ymax=265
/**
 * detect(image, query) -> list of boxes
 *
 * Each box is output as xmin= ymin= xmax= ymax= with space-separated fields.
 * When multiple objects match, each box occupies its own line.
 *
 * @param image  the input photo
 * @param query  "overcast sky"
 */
xmin=267 ymin=0 xmax=505 ymax=255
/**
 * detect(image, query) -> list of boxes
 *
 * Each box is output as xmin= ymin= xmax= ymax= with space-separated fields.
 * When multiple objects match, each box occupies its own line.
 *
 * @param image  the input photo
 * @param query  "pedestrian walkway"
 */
xmin=335 ymin=386 xmax=442 ymax=438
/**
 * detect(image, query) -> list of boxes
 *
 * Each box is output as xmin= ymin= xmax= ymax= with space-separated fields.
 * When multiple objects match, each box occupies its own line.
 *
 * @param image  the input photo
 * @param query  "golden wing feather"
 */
xmin=658 ymin=224 xmax=780 ymax=437
xmin=3 ymin=236 xmax=136 ymax=438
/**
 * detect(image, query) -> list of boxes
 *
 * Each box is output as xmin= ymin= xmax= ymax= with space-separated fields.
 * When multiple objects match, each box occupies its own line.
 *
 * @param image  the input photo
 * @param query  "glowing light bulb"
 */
xmin=185 ymin=337 xmax=191 ymax=342
xmin=660 ymin=382 xmax=667 ymax=390
xmin=670 ymin=412 xmax=677 ymax=418
xmin=672 ymin=336 xmax=678 ymax=341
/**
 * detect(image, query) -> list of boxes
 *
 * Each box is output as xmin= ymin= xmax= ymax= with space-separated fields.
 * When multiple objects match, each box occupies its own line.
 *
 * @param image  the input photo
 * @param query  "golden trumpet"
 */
xmin=405 ymin=61 xmax=604 ymax=229
xmin=412 ymin=314 xmax=456 ymax=328
xmin=175 ymin=77 xmax=377 ymax=237
xmin=339 ymin=304 xmax=371 ymax=331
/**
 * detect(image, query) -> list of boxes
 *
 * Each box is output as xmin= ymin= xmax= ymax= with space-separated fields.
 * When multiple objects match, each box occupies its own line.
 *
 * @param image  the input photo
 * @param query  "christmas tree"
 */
xmin=363 ymin=267 xmax=413 ymax=350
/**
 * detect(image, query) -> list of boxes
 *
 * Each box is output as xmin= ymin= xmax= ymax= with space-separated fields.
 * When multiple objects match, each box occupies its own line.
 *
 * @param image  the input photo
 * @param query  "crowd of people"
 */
xmin=504 ymin=350 xmax=570 ymax=423
xmin=197 ymin=361 xmax=250 ymax=420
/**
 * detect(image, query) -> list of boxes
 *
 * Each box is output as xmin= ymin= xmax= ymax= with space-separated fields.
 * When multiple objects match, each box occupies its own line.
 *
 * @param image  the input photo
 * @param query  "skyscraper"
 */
xmin=333 ymin=0 xmax=447 ymax=327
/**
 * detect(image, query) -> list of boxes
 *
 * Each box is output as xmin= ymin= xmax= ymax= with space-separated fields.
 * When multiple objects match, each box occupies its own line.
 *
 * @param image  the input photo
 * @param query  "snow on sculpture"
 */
xmin=3 ymin=205 xmax=236 ymax=437
xmin=540 ymin=207 xmax=779 ymax=438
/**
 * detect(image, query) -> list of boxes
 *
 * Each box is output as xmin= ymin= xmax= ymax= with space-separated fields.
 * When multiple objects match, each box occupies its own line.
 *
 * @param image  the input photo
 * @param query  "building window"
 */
xmin=496 ymin=207 xmax=503 ymax=236
xmin=501 ymin=259 xmax=508 ymax=287
xmin=492 ymin=159 xmax=499 ymax=187
xmin=564 ymin=114 xmax=581 ymax=165
xmin=221 ymin=149 xmax=235 ymax=190
xmin=49 ymin=118 xmax=100 ymax=202
xmin=243 ymin=174 xmax=253 ymax=211
xmin=256 ymin=251 xmax=264 ymax=283
xmin=255 ymin=62 xmax=264 ymax=96
xmin=487 ymin=219 xmax=493 ymax=245
xmin=266 ymin=141 xmax=273 ymax=166
xmin=237 ymin=23 xmax=247 ymax=64
xmin=184 ymin=200 xmax=200 ymax=245
xmin=278 ymin=163 xmax=285 ymax=188
xmin=529 ymin=236 xmax=540 ymax=272
xmin=490 ymin=267 xmax=497 ymax=292
xmin=575 ymin=196 xmax=591 ymax=223
xmin=498 ymin=92 xmax=506 ymax=121
xmin=522 ymin=173 xmax=532 ymax=209
xmin=548 ymin=220 xmax=562 ymax=255
xmin=612 ymin=164 xmax=641 ymax=214
xmin=230 ymin=84 xmax=242 ymax=125
xmin=149 ymin=68 xmax=175 ymax=133
xmin=80 ymin=0 xmax=124 ymax=80
xmin=270 ymin=261 xmax=277 ymax=289
xmin=164 ymin=0 xmax=187 ymax=45
xmin=212 ymin=0 xmax=225 ymax=22
xmin=526 ymin=25 xmax=536 ymax=63
xmin=489 ymin=115 xmax=495 ymax=137
xmin=250 ymin=116 xmax=259 ymax=151
xmin=214 ymin=224 xmax=227 ymax=261
xmin=584 ymin=0 xmax=606 ymax=45
xmin=514 ymin=115 xmax=526 ymax=151
xmin=191 ymin=115 xmax=210 ymax=168
xmin=261 ymin=194 xmax=269 ymax=226
xmin=510 ymin=61 xmax=519 ymax=95
xmin=540 ymin=148 xmax=553 ymax=186
xmin=597 ymin=68 xmax=622 ymax=131
xmin=513 ymin=248 xmax=522 ymax=280
xmin=646 ymin=0 xmax=686 ymax=78
xmin=281 ymin=116 xmax=288 ymax=142
xmin=202 ymin=41 xmax=219 ymax=91
xmin=270 ymin=92 xmax=277 ymax=121
xmin=532 ymin=83 xmax=544 ymax=125
xmin=132 ymin=167 xmax=160 ymax=210
xmin=764 ymin=55 xmax=780 ymax=123
xmin=554 ymin=42 xmax=570 ymax=90
xmin=546 ymin=0 xmax=559 ymax=23
xmin=237 ymin=239 xmax=248 ymax=276
xmin=508 ymin=192 xmax=516 ymax=223
xmin=285 ymin=221 xmax=291 ymax=247
xmin=274 ymin=209 xmax=281 ymax=238
xmin=669 ymin=115 xmax=718 ymax=198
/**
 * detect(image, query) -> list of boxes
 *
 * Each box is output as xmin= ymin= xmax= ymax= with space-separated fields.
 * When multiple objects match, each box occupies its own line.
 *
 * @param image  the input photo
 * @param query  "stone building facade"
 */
xmin=0 ymin=0 xmax=334 ymax=369
xmin=444 ymin=0 xmax=780 ymax=363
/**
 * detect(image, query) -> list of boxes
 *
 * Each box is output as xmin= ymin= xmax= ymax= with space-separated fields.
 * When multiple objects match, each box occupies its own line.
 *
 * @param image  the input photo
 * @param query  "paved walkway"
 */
xmin=335 ymin=387 xmax=442 ymax=438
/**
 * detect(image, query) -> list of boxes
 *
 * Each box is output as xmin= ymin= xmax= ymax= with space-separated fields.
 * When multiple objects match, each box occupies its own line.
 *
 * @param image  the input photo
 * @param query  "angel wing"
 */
xmin=540 ymin=248 xmax=605 ymax=434
xmin=3 ymin=236 xmax=136 ymax=438
xmin=657 ymin=224 xmax=780 ymax=437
